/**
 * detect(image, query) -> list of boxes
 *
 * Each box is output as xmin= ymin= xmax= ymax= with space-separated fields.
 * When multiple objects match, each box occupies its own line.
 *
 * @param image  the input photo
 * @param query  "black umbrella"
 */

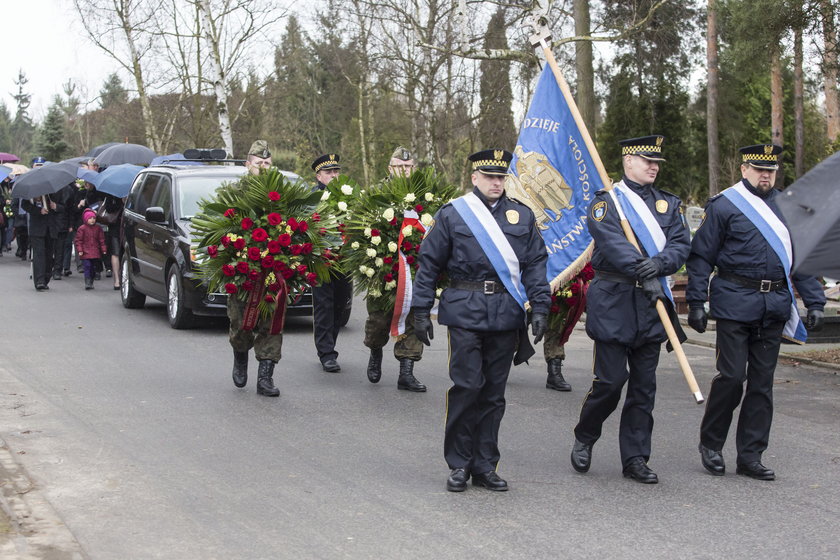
xmin=61 ymin=155 xmax=91 ymax=165
xmin=9 ymin=161 xmax=81 ymax=199
xmin=777 ymin=150 xmax=840 ymax=278
xmin=84 ymin=142 xmax=121 ymax=158
xmin=93 ymin=143 xmax=156 ymax=167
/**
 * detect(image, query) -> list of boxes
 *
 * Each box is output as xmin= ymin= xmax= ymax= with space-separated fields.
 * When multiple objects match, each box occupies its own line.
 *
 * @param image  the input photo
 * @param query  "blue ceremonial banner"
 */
xmin=505 ymin=65 xmax=606 ymax=286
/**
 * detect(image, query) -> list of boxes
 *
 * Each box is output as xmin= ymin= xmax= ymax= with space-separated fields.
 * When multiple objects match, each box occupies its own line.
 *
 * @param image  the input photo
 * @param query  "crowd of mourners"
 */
xmin=1 ymin=156 xmax=123 ymax=291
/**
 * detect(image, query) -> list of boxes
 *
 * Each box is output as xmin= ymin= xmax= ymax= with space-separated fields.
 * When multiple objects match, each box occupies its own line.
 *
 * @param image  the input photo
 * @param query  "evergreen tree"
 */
xmin=11 ymin=69 xmax=35 ymax=160
xmin=477 ymin=8 xmax=517 ymax=149
xmin=37 ymin=97 xmax=69 ymax=161
xmin=0 ymin=102 xmax=12 ymax=151
xmin=99 ymin=73 xmax=128 ymax=109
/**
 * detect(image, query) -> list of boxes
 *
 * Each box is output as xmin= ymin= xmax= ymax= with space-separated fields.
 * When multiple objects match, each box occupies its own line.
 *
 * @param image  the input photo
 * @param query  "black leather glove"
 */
xmin=531 ymin=312 xmax=547 ymax=344
xmin=806 ymin=308 xmax=824 ymax=331
xmin=688 ymin=306 xmax=708 ymax=333
xmin=413 ymin=308 xmax=434 ymax=345
xmin=640 ymin=277 xmax=665 ymax=307
xmin=634 ymin=258 xmax=661 ymax=281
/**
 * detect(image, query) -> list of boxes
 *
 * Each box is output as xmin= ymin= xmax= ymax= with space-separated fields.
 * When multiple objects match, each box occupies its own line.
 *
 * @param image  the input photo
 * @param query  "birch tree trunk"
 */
xmin=706 ymin=0 xmax=720 ymax=196
xmin=196 ymin=0 xmax=234 ymax=157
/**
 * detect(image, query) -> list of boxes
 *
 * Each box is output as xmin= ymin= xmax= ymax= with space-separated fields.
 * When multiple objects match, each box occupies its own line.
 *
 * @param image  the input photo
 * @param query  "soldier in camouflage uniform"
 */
xmin=543 ymin=331 xmax=571 ymax=391
xmin=364 ymin=147 xmax=426 ymax=392
xmin=228 ymin=140 xmax=281 ymax=397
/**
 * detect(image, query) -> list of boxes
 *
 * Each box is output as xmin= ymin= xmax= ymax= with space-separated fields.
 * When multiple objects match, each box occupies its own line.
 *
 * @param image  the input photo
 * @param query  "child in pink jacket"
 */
xmin=75 ymin=210 xmax=107 ymax=290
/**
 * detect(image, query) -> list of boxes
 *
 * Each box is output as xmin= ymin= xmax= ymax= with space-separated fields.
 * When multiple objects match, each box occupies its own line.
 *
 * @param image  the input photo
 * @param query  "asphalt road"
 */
xmin=1 ymin=255 xmax=839 ymax=559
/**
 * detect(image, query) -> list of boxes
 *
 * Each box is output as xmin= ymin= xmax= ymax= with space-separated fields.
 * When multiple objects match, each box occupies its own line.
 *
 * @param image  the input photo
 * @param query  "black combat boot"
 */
xmin=546 ymin=359 xmax=571 ymax=391
xmin=397 ymin=359 xmax=426 ymax=392
xmin=232 ymin=351 xmax=248 ymax=388
xmin=367 ymin=348 xmax=383 ymax=383
xmin=256 ymin=360 xmax=280 ymax=397
xmin=85 ymin=276 xmax=94 ymax=290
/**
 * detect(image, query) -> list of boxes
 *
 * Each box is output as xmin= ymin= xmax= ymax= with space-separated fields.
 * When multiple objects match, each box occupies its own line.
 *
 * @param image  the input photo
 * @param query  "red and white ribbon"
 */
xmin=390 ymin=210 xmax=425 ymax=337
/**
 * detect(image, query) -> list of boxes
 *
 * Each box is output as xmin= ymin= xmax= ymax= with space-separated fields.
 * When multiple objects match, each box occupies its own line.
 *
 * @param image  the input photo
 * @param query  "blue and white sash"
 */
xmin=451 ymin=193 xmax=528 ymax=310
xmin=721 ymin=182 xmax=807 ymax=344
xmin=612 ymin=181 xmax=674 ymax=303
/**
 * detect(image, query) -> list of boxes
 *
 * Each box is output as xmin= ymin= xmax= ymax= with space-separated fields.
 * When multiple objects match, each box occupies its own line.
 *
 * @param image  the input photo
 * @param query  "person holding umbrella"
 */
xmin=686 ymin=144 xmax=825 ymax=481
xmin=13 ymin=161 xmax=81 ymax=290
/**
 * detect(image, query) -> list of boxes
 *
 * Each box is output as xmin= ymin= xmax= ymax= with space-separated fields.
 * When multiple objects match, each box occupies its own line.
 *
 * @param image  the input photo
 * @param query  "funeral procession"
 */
xmin=3 ymin=0 xmax=840 ymax=558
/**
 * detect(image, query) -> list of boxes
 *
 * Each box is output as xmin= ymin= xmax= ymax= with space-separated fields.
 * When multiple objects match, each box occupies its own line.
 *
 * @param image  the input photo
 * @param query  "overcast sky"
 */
xmin=2 ymin=0 xmax=120 ymax=119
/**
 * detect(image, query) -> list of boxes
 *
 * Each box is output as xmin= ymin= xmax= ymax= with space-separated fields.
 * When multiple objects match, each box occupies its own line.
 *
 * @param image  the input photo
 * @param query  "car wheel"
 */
xmin=167 ymin=265 xmax=195 ymax=329
xmin=121 ymin=251 xmax=146 ymax=309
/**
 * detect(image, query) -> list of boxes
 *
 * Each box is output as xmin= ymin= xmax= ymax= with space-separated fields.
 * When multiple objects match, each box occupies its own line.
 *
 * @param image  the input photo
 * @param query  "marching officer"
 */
xmin=311 ymin=153 xmax=354 ymax=372
xmin=686 ymin=144 xmax=825 ymax=481
xmin=364 ymin=146 xmax=426 ymax=391
xmin=228 ymin=140 xmax=282 ymax=397
xmin=570 ymin=135 xmax=690 ymax=484
xmin=412 ymin=149 xmax=550 ymax=492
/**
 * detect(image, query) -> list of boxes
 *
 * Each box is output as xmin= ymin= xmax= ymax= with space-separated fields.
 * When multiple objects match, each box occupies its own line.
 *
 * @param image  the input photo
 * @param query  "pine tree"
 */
xmin=477 ymin=9 xmax=516 ymax=149
xmin=37 ymin=97 xmax=69 ymax=162
xmin=11 ymin=69 xmax=35 ymax=159
xmin=99 ymin=73 xmax=128 ymax=109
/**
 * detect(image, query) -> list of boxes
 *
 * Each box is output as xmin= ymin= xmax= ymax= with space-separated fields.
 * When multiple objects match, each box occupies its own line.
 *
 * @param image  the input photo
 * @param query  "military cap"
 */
xmin=32 ymin=156 xmax=46 ymax=166
xmin=468 ymin=148 xmax=513 ymax=176
xmin=247 ymin=140 xmax=271 ymax=159
xmin=619 ymin=135 xmax=666 ymax=161
xmin=739 ymin=144 xmax=782 ymax=170
xmin=311 ymin=153 xmax=341 ymax=172
xmin=391 ymin=146 xmax=412 ymax=161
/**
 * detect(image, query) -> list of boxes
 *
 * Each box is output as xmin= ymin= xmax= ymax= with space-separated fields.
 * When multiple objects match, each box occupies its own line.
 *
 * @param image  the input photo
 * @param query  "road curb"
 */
xmin=0 ymin=437 xmax=86 ymax=560
xmin=685 ymin=338 xmax=839 ymax=373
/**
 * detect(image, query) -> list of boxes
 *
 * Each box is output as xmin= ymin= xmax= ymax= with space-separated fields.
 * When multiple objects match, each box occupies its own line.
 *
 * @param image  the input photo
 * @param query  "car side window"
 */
xmin=153 ymin=176 xmax=173 ymax=222
xmin=135 ymin=174 xmax=161 ymax=215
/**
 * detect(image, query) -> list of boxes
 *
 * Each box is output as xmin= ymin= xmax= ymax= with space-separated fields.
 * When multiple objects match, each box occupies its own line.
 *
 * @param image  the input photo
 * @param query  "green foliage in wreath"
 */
xmin=191 ymin=168 xmax=341 ymax=318
xmin=339 ymin=168 xmax=461 ymax=312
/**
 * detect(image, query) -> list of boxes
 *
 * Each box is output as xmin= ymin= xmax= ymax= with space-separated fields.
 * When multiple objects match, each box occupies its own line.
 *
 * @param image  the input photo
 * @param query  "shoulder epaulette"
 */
xmin=657 ymin=188 xmax=682 ymax=200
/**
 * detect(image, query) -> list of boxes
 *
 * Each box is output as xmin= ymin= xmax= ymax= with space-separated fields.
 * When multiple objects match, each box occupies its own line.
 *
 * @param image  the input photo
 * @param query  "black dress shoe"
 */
xmin=571 ymin=439 xmax=593 ymax=473
xmin=35 ymin=284 xmax=47 ymax=292
xmin=63 ymin=269 xmax=72 ymax=277
xmin=446 ymin=468 xmax=469 ymax=492
xmin=472 ymin=471 xmax=509 ymax=491
xmin=623 ymin=457 xmax=659 ymax=484
xmin=736 ymin=461 xmax=775 ymax=481
xmin=322 ymin=359 xmax=341 ymax=373
xmin=52 ymin=272 xmax=62 ymax=280
xmin=699 ymin=444 xmax=725 ymax=476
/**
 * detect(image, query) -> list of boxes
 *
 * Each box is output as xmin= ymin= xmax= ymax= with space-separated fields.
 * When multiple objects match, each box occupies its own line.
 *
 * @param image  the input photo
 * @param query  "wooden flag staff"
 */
xmin=525 ymin=17 xmax=704 ymax=404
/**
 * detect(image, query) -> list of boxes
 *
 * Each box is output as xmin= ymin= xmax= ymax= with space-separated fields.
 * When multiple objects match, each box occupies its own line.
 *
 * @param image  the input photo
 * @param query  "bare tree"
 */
xmin=574 ymin=0 xmax=596 ymax=135
xmin=72 ymin=0 xmax=164 ymax=151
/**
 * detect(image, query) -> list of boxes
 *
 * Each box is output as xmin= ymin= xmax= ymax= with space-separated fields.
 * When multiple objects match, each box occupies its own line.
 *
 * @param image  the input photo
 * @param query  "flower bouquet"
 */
xmin=191 ymin=168 xmax=340 ymax=332
xmin=338 ymin=168 xmax=461 ymax=320
xmin=548 ymin=262 xmax=594 ymax=344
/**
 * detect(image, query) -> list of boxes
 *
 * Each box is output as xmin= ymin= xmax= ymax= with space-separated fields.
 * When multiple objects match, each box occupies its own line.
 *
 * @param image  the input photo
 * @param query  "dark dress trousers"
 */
xmin=412 ymin=188 xmax=550 ymax=475
xmin=22 ymin=195 xmax=65 ymax=288
xmin=686 ymin=179 xmax=825 ymax=464
xmin=574 ymin=178 xmax=690 ymax=467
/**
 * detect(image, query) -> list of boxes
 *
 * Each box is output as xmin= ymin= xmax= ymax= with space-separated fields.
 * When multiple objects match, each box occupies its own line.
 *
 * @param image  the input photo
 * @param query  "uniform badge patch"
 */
xmin=591 ymin=200 xmax=607 ymax=222
xmin=655 ymin=200 xmax=668 ymax=213
xmin=506 ymin=209 xmax=520 ymax=224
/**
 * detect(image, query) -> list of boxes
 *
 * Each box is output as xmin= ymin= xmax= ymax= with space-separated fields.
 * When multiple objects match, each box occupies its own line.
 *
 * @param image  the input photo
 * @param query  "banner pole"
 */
xmin=529 ymin=31 xmax=704 ymax=404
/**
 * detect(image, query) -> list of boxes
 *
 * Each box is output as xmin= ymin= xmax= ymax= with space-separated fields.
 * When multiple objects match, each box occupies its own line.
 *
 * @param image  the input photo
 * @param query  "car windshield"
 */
xmin=178 ymin=174 xmax=243 ymax=219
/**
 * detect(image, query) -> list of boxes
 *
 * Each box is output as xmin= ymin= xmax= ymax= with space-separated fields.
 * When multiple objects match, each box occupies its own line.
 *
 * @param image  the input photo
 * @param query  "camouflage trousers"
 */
xmin=227 ymin=298 xmax=283 ymax=362
xmin=363 ymin=299 xmax=424 ymax=361
xmin=543 ymin=324 xmax=567 ymax=363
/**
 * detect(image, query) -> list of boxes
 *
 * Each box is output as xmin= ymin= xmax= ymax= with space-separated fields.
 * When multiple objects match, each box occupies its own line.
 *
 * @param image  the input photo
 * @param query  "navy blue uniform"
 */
xmin=311 ymin=180 xmax=353 ymax=365
xmin=575 ymin=178 xmax=690 ymax=467
xmin=687 ymin=179 xmax=825 ymax=464
xmin=412 ymin=188 xmax=550 ymax=475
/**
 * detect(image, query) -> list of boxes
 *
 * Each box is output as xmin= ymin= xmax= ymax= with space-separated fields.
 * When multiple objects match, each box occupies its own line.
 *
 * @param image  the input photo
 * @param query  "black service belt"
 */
xmin=450 ymin=279 xmax=507 ymax=294
xmin=594 ymin=270 xmax=641 ymax=288
xmin=717 ymin=271 xmax=786 ymax=293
